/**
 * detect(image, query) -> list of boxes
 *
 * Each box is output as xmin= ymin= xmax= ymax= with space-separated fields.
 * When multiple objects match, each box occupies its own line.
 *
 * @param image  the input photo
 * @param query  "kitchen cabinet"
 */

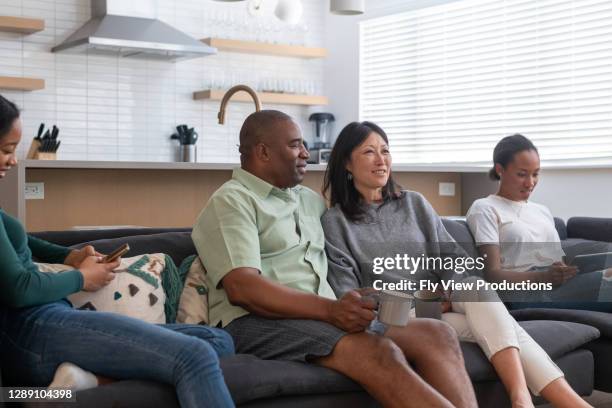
xmin=0 ymin=16 xmax=44 ymax=34
xmin=193 ymin=89 xmax=327 ymax=105
xmin=0 ymin=76 xmax=45 ymax=91
xmin=201 ymin=38 xmax=326 ymax=58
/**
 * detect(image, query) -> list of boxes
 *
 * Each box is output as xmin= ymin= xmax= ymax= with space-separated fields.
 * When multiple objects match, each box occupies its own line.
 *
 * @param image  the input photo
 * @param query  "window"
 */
xmin=359 ymin=0 xmax=612 ymax=166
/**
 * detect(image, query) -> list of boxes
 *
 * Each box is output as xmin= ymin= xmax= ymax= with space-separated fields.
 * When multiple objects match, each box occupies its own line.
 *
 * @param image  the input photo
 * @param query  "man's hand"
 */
xmin=64 ymin=245 xmax=103 ymax=268
xmin=327 ymin=290 xmax=376 ymax=333
xmin=546 ymin=262 xmax=577 ymax=286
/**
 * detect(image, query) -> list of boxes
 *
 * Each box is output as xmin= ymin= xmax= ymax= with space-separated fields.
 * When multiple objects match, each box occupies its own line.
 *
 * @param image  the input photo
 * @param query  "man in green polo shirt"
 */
xmin=193 ymin=110 xmax=477 ymax=408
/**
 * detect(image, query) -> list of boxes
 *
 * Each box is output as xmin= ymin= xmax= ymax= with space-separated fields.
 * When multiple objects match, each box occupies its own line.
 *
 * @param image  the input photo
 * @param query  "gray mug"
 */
xmin=377 ymin=290 xmax=414 ymax=326
xmin=414 ymin=289 xmax=442 ymax=320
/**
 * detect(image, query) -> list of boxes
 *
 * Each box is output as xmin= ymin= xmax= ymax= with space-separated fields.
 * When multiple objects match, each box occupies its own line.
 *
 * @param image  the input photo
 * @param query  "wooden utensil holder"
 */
xmin=26 ymin=139 xmax=57 ymax=160
xmin=34 ymin=151 xmax=57 ymax=160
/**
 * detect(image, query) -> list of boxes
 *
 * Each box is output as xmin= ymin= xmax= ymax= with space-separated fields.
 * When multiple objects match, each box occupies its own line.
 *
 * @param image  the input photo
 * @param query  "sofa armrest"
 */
xmin=567 ymin=217 xmax=612 ymax=243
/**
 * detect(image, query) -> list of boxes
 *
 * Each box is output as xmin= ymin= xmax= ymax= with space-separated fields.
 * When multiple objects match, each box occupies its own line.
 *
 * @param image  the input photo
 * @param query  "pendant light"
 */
xmin=275 ymin=0 xmax=303 ymax=25
xmin=330 ymin=0 xmax=365 ymax=15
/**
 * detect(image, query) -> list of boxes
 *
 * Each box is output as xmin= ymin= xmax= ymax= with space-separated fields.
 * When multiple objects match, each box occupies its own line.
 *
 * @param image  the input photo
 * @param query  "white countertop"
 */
xmin=23 ymin=160 xmax=611 ymax=172
xmin=21 ymin=160 xmax=491 ymax=173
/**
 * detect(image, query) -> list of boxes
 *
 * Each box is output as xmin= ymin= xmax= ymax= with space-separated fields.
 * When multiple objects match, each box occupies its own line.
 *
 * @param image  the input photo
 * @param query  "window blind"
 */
xmin=359 ymin=0 xmax=612 ymax=166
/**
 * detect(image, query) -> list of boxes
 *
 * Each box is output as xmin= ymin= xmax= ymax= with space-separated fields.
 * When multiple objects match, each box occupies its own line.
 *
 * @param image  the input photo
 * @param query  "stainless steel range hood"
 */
xmin=52 ymin=0 xmax=216 ymax=60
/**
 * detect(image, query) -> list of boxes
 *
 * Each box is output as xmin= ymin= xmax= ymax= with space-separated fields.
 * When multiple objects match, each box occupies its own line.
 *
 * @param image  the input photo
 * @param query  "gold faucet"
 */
xmin=217 ymin=85 xmax=262 ymax=125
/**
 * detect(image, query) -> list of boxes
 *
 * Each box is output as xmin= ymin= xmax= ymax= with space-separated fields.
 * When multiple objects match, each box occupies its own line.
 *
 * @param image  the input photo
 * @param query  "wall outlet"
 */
xmin=439 ymin=182 xmax=455 ymax=197
xmin=25 ymin=182 xmax=44 ymax=200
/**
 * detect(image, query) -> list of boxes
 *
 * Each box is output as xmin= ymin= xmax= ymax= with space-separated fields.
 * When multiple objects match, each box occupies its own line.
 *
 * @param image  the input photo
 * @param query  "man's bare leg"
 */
xmin=315 ymin=332 xmax=454 ymax=408
xmin=386 ymin=319 xmax=478 ymax=408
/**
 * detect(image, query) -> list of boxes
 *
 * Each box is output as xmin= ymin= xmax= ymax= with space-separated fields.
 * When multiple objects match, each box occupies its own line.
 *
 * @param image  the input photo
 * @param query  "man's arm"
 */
xmin=223 ymin=267 xmax=376 ymax=333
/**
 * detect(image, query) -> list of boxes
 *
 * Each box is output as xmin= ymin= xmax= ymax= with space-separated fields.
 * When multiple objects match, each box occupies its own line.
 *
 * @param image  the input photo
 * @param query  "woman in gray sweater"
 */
xmin=321 ymin=121 xmax=590 ymax=408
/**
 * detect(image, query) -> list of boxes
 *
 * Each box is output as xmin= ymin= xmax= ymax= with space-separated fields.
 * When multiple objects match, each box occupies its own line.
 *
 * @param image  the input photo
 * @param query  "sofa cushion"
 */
xmin=71 ymin=380 xmax=178 ymax=408
xmin=70 ymin=320 xmax=598 ymax=407
xmin=511 ymin=308 xmax=612 ymax=337
xmin=221 ymin=354 xmax=361 ymax=404
xmin=69 ymin=356 xmax=365 ymax=408
xmin=218 ymin=321 xmax=600 ymax=402
xmin=568 ymin=217 xmax=612 ymax=243
xmin=441 ymin=218 xmax=478 ymax=258
xmin=461 ymin=320 xmax=599 ymax=381
xmin=70 ymin=232 xmax=196 ymax=266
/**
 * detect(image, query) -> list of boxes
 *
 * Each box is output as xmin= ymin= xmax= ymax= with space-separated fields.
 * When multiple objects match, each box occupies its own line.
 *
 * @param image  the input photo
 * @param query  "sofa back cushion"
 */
xmin=567 ymin=217 xmax=612 ymax=243
xmin=31 ymin=228 xmax=192 ymax=248
xmin=70 ymin=232 xmax=196 ymax=266
xmin=554 ymin=217 xmax=568 ymax=240
xmin=441 ymin=218 xmax=478 ymax=258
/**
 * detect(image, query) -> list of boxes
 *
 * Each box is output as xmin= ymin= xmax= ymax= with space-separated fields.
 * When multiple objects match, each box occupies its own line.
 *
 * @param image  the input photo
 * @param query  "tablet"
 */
xmin=572 ymin=252 xmax=612 ymax=272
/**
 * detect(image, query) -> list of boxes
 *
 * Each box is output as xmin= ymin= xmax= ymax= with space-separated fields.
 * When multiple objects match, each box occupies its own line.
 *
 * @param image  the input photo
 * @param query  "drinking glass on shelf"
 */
xmin=283 ymin=78 xmax=296 ymax=94
xmin=297 ymin=79 xmax=310 ymax=95
xmin=244 ymin=72 xmax=259 ymax=90
xmin=261 ymin=77 xmax=279 ymax=93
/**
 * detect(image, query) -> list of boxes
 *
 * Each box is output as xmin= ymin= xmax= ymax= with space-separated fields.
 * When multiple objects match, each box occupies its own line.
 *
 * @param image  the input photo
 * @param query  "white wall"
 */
xmin=531 ymin=169 xmax=612 ymax=220
xmin=324 ymin=0 xmax=612 ymax=220
xmin=461 ymin=169 xmax=612 ymax=220
xmin=0 ymin=0 xmax=326 ymax=162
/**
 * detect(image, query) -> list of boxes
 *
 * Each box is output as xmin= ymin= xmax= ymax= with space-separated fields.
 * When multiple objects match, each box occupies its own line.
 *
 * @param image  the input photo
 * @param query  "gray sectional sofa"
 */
xmin=3 ymin=217 xmax=611 ymax=408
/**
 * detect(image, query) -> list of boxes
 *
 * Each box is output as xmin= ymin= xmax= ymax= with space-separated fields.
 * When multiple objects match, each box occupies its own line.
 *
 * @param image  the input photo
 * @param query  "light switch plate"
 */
xmin=439 ymin=182 xmax=455 ymax=197
xmin=25 ymin=182 xmax=44 ymax=200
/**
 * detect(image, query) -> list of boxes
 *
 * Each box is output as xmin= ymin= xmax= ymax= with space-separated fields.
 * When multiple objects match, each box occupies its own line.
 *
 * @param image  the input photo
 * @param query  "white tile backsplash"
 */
xmin=2 ymin=0 xmax=326 ymax=163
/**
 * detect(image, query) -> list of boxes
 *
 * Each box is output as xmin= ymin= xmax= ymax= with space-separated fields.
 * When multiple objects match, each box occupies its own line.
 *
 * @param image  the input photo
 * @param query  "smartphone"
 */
xmin=102 ymin=243 xmax=130 ymax=263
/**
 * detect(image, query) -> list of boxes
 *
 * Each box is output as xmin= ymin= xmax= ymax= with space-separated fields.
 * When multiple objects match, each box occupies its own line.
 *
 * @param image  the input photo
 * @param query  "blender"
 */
xmin=307 ymin=113 xmax=335 ymax=164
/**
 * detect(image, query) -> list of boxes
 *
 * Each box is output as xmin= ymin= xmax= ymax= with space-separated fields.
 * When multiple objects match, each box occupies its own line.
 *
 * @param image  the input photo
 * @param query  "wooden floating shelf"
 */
xmin=0 ymin=16 xmax=44 ymax=34
xmin=0 ymin=76 xmax=45 ymax=91
xmin=202 ymin=38 xmax=327 ymax=59
xmin=193 ymin=89 xmax=328 ymax=106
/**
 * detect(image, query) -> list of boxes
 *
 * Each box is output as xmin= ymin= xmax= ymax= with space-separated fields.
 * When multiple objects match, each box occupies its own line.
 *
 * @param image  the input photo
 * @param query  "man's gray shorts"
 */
xmin=224 ymin=314 xmax=349 ymax=362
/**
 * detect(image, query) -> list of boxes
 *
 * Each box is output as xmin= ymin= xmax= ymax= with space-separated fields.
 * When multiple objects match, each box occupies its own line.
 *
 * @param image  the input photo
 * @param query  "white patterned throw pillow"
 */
xmin=37 ymin=254 xmax=168 ymax=323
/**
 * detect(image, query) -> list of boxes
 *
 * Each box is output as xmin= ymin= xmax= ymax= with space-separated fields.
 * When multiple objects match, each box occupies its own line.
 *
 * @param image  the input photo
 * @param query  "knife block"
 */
xmin=26 ymin=139 xmax=40 ymax=159
xmin=26 ymin=139 xmax=57 ymax=160
xmin=34 ymin=152 xmax=57 ymax=160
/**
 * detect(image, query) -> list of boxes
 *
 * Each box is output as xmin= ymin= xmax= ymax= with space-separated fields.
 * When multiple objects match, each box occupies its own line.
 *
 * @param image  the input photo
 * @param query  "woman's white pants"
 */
xmin=443 ymin=277 xmax=563 ymax=395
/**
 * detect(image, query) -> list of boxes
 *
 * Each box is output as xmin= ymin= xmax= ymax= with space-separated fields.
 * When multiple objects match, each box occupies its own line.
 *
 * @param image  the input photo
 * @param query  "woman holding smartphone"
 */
xmin=466 ymin=134 xmax=612 ymax=311
xmin=0 ymin=95 xmax=235 ymax=408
